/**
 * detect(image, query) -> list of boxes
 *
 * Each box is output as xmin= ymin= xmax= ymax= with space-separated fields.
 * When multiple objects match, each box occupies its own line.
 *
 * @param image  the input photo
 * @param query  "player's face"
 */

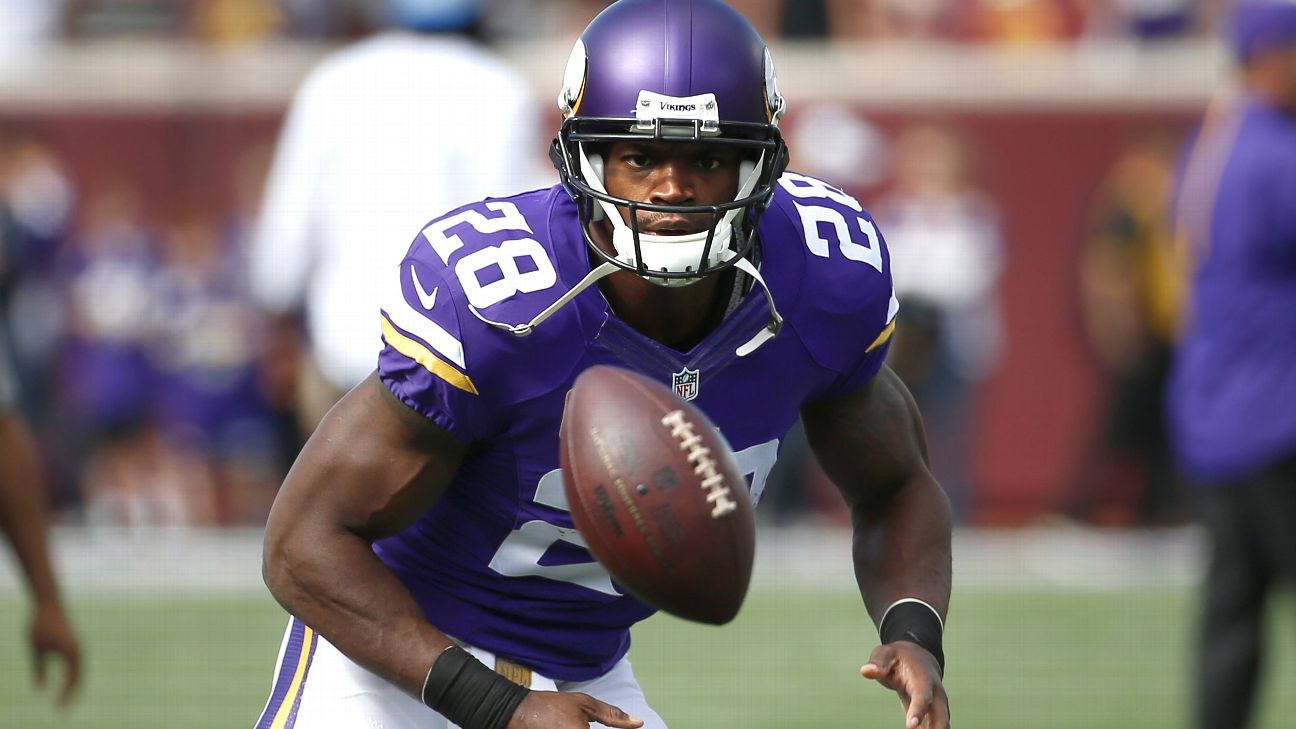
xmin=601 ymin=141 xmax=743 ymax=236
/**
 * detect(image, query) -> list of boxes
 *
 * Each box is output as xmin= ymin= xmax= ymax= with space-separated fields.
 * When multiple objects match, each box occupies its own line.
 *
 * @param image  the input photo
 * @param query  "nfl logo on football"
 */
xmin=672 ymin=367 xmax=700 ymax=401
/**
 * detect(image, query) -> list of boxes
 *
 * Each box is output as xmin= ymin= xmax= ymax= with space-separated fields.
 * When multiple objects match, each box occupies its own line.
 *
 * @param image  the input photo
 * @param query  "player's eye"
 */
xmin=696 ymin=151 xmax=739 ymax=171
xmin=624 ymin=153 xmax=653 ymax=168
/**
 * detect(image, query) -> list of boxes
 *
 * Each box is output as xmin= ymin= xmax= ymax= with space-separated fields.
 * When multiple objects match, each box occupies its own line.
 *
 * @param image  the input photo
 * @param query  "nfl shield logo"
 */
xmin=672 ymin=367 xmax=700 ymax=401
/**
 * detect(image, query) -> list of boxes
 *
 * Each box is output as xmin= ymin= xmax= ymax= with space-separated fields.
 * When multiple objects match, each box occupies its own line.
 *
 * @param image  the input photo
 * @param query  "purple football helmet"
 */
xmin=550 ymin=0 xmax=789 ymax=287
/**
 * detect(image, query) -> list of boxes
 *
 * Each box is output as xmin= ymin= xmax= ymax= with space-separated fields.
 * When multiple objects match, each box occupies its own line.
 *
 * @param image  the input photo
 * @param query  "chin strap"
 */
xmin=732 ymin=257 xmax=782 ymax=357
xmin=469 ymin=257 xmax=783 ymax=358
xmin=468 ymin=262 xmax=621 ymax=337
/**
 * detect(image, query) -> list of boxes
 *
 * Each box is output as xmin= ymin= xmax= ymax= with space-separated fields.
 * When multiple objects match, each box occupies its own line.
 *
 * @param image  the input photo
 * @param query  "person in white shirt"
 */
xmin=251 ymin=0 xmax=550 ymax=430
xmin=874 ymin=123 xmax=1005 ymax=520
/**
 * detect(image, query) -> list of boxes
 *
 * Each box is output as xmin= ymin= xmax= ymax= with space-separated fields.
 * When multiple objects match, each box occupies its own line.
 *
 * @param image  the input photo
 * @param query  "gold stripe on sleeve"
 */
xmin=381 ymin=316 xmax=479 ymax=395
xmin=865 ymin=321 xmax=896 ymax=354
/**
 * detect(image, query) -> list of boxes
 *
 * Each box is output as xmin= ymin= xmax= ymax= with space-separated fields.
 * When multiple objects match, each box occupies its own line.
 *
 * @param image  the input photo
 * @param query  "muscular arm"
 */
xmin=801 ymin=365 xmax=951 ymax=626
xmin=263 ymin=373 xmax=643 ymax=728
xmin=802 ymin=365 xmax=952 ymax=728
xmin=262 ymin=373 xmax=468 ymax=697
xmin=0 ymin=410 xmax=80 ymax=704
xmin=0 ymin=412 xmax=63 ymax=612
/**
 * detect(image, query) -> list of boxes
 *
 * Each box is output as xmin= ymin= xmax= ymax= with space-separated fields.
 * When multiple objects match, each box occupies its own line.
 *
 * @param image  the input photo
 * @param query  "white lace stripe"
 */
xmin=383 ymin=267 xmax=467 ymax=369
xmin=879 ymin=597 xmax=945 ymax=635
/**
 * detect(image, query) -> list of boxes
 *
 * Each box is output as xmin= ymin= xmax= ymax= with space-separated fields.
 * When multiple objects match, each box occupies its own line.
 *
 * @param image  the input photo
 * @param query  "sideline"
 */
xmin=0 ymin=523 xmax=1204 ymax=596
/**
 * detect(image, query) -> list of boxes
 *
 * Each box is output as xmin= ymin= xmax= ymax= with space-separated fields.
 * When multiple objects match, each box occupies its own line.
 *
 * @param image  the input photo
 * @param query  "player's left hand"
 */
xmin=29 ymin=601 xmax=81 ymax=707
xmin=861 ymin=641 xmax=949 ymax=729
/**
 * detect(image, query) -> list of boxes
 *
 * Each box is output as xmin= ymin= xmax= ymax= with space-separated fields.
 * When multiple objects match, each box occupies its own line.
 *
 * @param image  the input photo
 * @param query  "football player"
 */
xmin=0 ymin=338 xmax=81 ymax=707
xmin=258 ymin=1 xmax=952 ymax=728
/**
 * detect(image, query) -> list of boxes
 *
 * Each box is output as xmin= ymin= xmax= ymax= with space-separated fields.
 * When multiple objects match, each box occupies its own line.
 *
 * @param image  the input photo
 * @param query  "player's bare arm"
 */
xmin=262 ymin=373 xmax=466 ymax=694
xmin=262 ymin=373 xmax=641 ymax=729
xmin=0 ymin=411 xmax=81 ymax=706
xmin=802 ymin=364 xmax=952 ymax=729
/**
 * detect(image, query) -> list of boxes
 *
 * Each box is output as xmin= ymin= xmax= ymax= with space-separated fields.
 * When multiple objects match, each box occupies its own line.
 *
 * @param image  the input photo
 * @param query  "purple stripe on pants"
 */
xmin=255 ymin=618 xmax=306 ymax=729
xmin=280 ymin=626 xmax=319 ymax=729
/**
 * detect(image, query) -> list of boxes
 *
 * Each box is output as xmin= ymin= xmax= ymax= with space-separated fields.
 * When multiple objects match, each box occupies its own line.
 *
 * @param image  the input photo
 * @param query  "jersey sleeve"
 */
xmin=820 ymin=287 xmax=898 ymax=399
xmin=813 ymin=241 xmax=898 ymax=401
xmin=767 ymin=172 xmax=900 ymax=402
xmin=379 ymin=245 xmax=493 ymax=443
xmin=377 ymin=192 xmax=587 ymax=442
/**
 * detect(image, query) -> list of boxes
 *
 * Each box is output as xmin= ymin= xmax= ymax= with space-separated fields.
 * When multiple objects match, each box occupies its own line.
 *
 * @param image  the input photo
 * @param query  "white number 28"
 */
xmin=777 ymin=172 xmax=884 ymax=273
xmin=421 ymin=201 xmax=558 ymax=309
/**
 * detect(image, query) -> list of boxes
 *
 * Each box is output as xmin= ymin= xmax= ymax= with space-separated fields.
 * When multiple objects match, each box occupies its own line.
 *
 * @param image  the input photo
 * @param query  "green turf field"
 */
xmin=1 ymin=586 xmax=1293 ymax=728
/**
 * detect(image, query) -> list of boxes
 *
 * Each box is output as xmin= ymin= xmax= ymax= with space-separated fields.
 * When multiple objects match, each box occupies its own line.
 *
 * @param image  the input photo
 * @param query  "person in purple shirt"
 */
xmin=257 ymin=2 xmax=952 ymax=728
xmin=1169 ymin=3 xmax=1296 ymax=728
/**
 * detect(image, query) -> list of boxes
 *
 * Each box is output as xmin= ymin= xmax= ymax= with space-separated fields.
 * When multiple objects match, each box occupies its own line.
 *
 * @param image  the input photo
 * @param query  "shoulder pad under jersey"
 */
xmin=379 ymin=187 xmax=599 ymax=422
xmin=760 ymin=171 xmax=899 ymax=374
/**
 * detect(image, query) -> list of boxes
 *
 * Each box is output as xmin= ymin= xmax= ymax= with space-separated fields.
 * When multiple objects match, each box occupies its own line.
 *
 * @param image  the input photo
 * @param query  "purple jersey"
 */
xmin=1169 ymin=98 xmax=1296 ymax=481
xmin=374 ymin=172 xmax=897 ymax=680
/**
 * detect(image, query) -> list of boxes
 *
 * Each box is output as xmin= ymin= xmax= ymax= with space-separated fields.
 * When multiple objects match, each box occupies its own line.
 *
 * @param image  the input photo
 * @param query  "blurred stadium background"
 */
xmin=0 ymin=0 xmax=1293 ymax=727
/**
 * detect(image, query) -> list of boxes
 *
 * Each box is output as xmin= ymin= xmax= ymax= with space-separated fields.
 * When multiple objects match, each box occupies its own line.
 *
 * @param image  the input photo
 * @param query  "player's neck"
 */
xmin=598 ymin=265 xmax=729 ymax=352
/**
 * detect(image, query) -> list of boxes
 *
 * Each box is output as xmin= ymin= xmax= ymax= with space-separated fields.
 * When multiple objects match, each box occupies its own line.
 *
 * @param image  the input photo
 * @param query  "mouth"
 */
xmin=636 ymin=213 xmax=707 ymax=237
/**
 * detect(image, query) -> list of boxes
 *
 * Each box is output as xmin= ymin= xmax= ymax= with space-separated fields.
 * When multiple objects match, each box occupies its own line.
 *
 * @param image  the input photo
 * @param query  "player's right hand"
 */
xmin=508 ymin=690 xmax=644 ymax=728
xmin=29 ymin=601 xmax=81 ymax=707
xmin=861 ymin=641 xmax=949 ymax=729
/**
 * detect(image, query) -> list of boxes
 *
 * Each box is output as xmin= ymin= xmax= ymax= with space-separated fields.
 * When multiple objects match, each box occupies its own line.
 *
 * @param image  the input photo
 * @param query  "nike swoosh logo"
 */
xmin=410 ymin=265 xmax=438 ymax=311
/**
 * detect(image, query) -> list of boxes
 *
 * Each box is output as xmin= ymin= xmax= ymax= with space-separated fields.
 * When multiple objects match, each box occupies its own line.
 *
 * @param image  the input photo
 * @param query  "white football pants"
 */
xmin=254 ymin=617 xmax=668 ymax=729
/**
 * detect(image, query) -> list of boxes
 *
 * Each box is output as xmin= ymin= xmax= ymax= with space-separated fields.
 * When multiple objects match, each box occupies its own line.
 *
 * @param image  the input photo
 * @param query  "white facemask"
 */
xmin=578 ymin=147 xmax=763 ymax=288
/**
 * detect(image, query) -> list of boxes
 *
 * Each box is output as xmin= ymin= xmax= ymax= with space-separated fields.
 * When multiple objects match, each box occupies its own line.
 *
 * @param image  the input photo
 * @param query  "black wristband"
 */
xmin=421 ymin=646 xmax=530 ymax=729
xmin=879 ymin=600 xmax=946 ymax=677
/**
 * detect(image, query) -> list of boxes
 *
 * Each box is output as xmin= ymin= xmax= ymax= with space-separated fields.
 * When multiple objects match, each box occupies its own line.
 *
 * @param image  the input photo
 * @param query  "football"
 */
xmin=560 ymin=365 xmax=756 ymax=625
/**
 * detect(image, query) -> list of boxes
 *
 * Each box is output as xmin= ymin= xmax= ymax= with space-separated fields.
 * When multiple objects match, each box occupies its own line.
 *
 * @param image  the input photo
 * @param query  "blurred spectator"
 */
xmin=726 ymin=0 xmax=782 ymax=38
xmin=32 ymin=0 xmax=1243 ymax=43
xmin=874 ymin=123 xmax=1005 ymax=519
xmin=833 ymin=0 xmax=936 ymax=39
xmin=229 ymin=143 xmax=305 ymax=476
xmin=250 ymin=0 xmax=550 ymax=434
xmin=0 ymin=130 xmax=74 ymax=280
xmin=1069 ymin=133 xmax=1183 ymax=525
xmin=0 ymin=128 xmax=77 ymax=506
xmin=276 ymin=0 xmax=375 ymax=40
xmin=190 ymin=0 xmax=282 ymax=46
xmin=150 ymin=215 xmax=281 ymax=525
xmin=0 ymin=0 xmax=65 ymax=65
xmin=788 ymin=102 xmax=890 ymax=191
xmin=824 ymin=0 xmax=1086 ymax=43
xmin=0 ymin=127 xmax=75 ymax=395
xmin=953 ymin=0 xmax=1086 ymax=45
xmin=63 ymin=0 xmax=188 ymax=38
xmin=52 ymin=179 xmax=168 ymax=526
xmin=1080 ymin=0 xmax=1204 ymax=41
xmin=1168 ymin=3 xmax=1296 ymax=728
xmin=0 ymin=337 xmax=81 ymax=707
